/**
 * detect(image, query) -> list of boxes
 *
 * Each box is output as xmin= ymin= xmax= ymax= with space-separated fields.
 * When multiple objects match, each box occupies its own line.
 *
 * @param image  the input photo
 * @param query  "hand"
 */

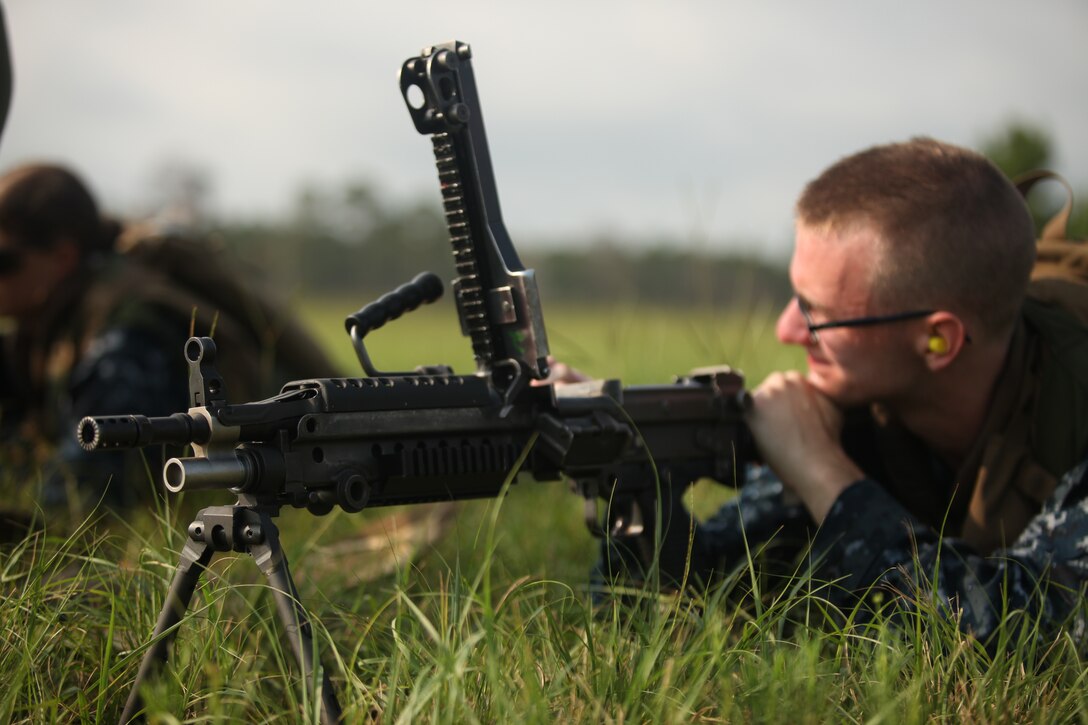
xmin=745 ymin=371 xmax=863 ymax=523
xmin=531 ymin=355 xmax=590 ymax=387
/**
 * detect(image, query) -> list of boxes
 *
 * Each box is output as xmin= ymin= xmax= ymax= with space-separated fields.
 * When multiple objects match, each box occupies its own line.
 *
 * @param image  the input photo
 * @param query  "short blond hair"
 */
xmin=796 ymin=138 xmax=1036 ymax=336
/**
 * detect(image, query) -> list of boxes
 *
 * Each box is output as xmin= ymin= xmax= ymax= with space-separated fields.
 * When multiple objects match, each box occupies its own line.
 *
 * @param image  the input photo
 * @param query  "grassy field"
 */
xmin=3 ymin=298 xmax=1087 ymax=723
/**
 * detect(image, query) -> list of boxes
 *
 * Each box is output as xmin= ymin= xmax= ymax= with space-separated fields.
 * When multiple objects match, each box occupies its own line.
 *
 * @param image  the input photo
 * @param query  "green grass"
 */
xmin=3 ymin=300 xmax=1086 ymax=723
xmin=298 ymin=295 xmax=803 ymax=384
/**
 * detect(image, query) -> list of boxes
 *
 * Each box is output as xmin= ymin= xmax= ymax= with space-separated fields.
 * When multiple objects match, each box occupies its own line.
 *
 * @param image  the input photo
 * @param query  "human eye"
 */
xmin=796 ymin=294 xmax=820 ymax=322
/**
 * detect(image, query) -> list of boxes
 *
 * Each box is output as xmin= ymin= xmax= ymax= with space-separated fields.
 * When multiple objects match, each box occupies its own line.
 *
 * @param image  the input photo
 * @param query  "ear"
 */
xmin=915 ymin=311 xmax=968 ymax=371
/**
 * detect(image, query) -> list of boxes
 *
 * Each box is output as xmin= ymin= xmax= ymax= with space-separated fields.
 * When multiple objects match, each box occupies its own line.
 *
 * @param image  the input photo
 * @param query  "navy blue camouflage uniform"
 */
xmin=0 ymin=259 xmax=191 ymax=512
xmin=690 ymin=463 xmax=1088 ymax=642
xmin=610 ymin=289 xmax=1088 ymax=643
xmin=0 ymin=238 xmax=339 ymax=515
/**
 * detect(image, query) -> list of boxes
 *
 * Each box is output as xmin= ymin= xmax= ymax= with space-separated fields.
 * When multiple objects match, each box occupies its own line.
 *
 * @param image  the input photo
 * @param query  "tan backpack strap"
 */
xmin=1015 ymin=169 xmax=1074 ymax=241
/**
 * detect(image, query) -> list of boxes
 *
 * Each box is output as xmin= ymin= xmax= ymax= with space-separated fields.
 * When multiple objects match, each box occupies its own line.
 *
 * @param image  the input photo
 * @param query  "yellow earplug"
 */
xmin=928 ymin=336 xmax=948 ymax=354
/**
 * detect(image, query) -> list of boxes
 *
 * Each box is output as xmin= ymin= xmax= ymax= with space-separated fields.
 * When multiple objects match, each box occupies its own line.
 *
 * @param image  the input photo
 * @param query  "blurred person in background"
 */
xmin=0 ymin=163 xmax=337 ymax=525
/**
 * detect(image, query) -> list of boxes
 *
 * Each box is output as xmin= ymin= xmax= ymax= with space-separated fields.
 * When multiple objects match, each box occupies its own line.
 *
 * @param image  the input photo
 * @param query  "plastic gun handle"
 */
xmin=344 ymin=272 xmax=444 ymax=337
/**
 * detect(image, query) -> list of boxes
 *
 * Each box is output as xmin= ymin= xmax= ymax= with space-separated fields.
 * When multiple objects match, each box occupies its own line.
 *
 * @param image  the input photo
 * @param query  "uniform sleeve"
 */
xmin=41 ymin=326 xmax=189 ymax=509
xmin=812 ymin=460 xmax=1088 ymax=642
xmin=688 ymin=467 xmax=813 ymax=580
xmin=593 ymin=466 xmax=812 ymax=591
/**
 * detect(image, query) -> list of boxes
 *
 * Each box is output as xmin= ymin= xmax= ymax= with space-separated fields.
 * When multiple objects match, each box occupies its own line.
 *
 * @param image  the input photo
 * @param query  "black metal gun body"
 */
xmin=78 ymin=39 xmax=753 ymax=540
xmin=80 ymin=335 xmax=750 ymax=539
xmin=85 ymin=42 xmax=755 ymax=723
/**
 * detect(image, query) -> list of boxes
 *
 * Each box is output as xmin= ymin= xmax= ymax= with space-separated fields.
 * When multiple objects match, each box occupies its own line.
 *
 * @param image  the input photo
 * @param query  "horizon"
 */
xmin=1 ymin=1 xmax=1084 ymax=258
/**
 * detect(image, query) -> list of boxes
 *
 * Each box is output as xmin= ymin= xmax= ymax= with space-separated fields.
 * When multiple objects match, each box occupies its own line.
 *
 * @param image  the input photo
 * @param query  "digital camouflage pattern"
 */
xmin=0 ymin=234 xmax=339 ymax=514
xmin=676 ymin=459 xmax=1088 ymax=643
xmin=813 ymin=462 xmax=1088 ymax=641
xmin=32 ymin=324 xmax=190 ymax=510
xmin=0 ymin=256 xmax=194 ymax=511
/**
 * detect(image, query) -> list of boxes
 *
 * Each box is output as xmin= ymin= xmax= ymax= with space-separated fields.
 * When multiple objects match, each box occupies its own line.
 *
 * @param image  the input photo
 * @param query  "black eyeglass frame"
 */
xmin=795 ymin=295 xmax=935 ymax=344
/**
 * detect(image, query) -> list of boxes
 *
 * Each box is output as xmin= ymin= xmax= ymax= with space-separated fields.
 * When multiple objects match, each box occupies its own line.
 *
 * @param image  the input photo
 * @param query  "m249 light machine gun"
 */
xmin=79 ymin=40 xmax=753 ymax=724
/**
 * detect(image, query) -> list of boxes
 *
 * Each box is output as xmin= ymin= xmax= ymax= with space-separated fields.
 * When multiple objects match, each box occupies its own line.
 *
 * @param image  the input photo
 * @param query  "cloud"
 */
xmin=0 ymin=0 xmax=1084 ymax=257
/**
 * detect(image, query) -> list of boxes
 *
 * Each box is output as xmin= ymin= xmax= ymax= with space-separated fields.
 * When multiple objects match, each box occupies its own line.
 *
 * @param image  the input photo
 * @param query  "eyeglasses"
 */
xmin=795 ymin=295 xmax=934 ymax=344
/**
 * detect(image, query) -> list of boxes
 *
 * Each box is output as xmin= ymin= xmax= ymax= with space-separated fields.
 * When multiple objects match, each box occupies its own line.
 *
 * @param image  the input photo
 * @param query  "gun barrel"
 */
xmin=77 ymin=413 xmax=211 ymax=451
xmin=163 ymin=455 xmax=252 ymax=493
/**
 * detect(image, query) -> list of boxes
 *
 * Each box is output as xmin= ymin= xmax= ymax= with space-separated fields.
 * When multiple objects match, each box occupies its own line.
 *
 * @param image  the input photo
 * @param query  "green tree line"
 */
xmin=213 ymin=121 xmax=1084 ymax=308
xmin=217 ymin=180 xmax=792 ymax=309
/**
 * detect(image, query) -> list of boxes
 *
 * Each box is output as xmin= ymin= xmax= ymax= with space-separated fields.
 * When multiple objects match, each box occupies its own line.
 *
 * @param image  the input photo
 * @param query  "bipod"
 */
xmin=120 ymin=495 xmax=342 ymax=724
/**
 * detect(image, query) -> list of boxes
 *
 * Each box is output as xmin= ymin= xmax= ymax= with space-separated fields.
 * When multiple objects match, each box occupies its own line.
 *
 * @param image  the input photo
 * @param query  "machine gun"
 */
xmin=79 ymin=41 xmax=753 ymax=724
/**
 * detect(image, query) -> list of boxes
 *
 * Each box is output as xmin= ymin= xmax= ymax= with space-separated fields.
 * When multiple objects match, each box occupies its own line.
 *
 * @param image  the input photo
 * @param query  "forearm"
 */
xmin=689 ymin=469 xmax=813 ymax=581
xmin=43 ymin=326 xmax=189 ymax=507
xmin=812 ymin=468 xmax=1088 ymax=641
xmin=745 ymin=370 xmax=863 ymax=523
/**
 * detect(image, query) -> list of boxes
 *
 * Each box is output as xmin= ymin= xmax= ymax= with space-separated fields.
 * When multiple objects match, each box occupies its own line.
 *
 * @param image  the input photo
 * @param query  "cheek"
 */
xmin=804 ymin=335 xmax=873 ymax=395
xmin=818 ymin=334 xmax=920 ymax=402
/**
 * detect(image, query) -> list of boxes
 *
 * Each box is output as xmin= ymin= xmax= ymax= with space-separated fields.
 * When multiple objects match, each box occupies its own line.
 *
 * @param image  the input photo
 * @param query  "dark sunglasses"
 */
xmin=795 ymin=295 xmax=934 ymax=344
xmin=0 ymin=248 xmax=21 ymax=276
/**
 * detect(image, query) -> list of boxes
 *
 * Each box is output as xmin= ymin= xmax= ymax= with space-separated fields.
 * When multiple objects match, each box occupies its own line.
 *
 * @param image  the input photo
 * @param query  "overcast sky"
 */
xmin=1 ymin=1 xmax=1084 ymax=258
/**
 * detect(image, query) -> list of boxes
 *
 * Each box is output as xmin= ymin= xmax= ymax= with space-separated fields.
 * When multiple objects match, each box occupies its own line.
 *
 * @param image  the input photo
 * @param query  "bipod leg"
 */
xmin=120 ymin=504 xmax=343 ymax=723
xmin=248 ymin=509 xmax=343 ymax=724
xmin=120 ymin=528 xmax=215 ymax=724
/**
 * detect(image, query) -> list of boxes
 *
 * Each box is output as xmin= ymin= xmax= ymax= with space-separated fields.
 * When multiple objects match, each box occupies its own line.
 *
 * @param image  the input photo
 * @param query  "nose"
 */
xmin=776 ymin=297 xmax=812 ymax=346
